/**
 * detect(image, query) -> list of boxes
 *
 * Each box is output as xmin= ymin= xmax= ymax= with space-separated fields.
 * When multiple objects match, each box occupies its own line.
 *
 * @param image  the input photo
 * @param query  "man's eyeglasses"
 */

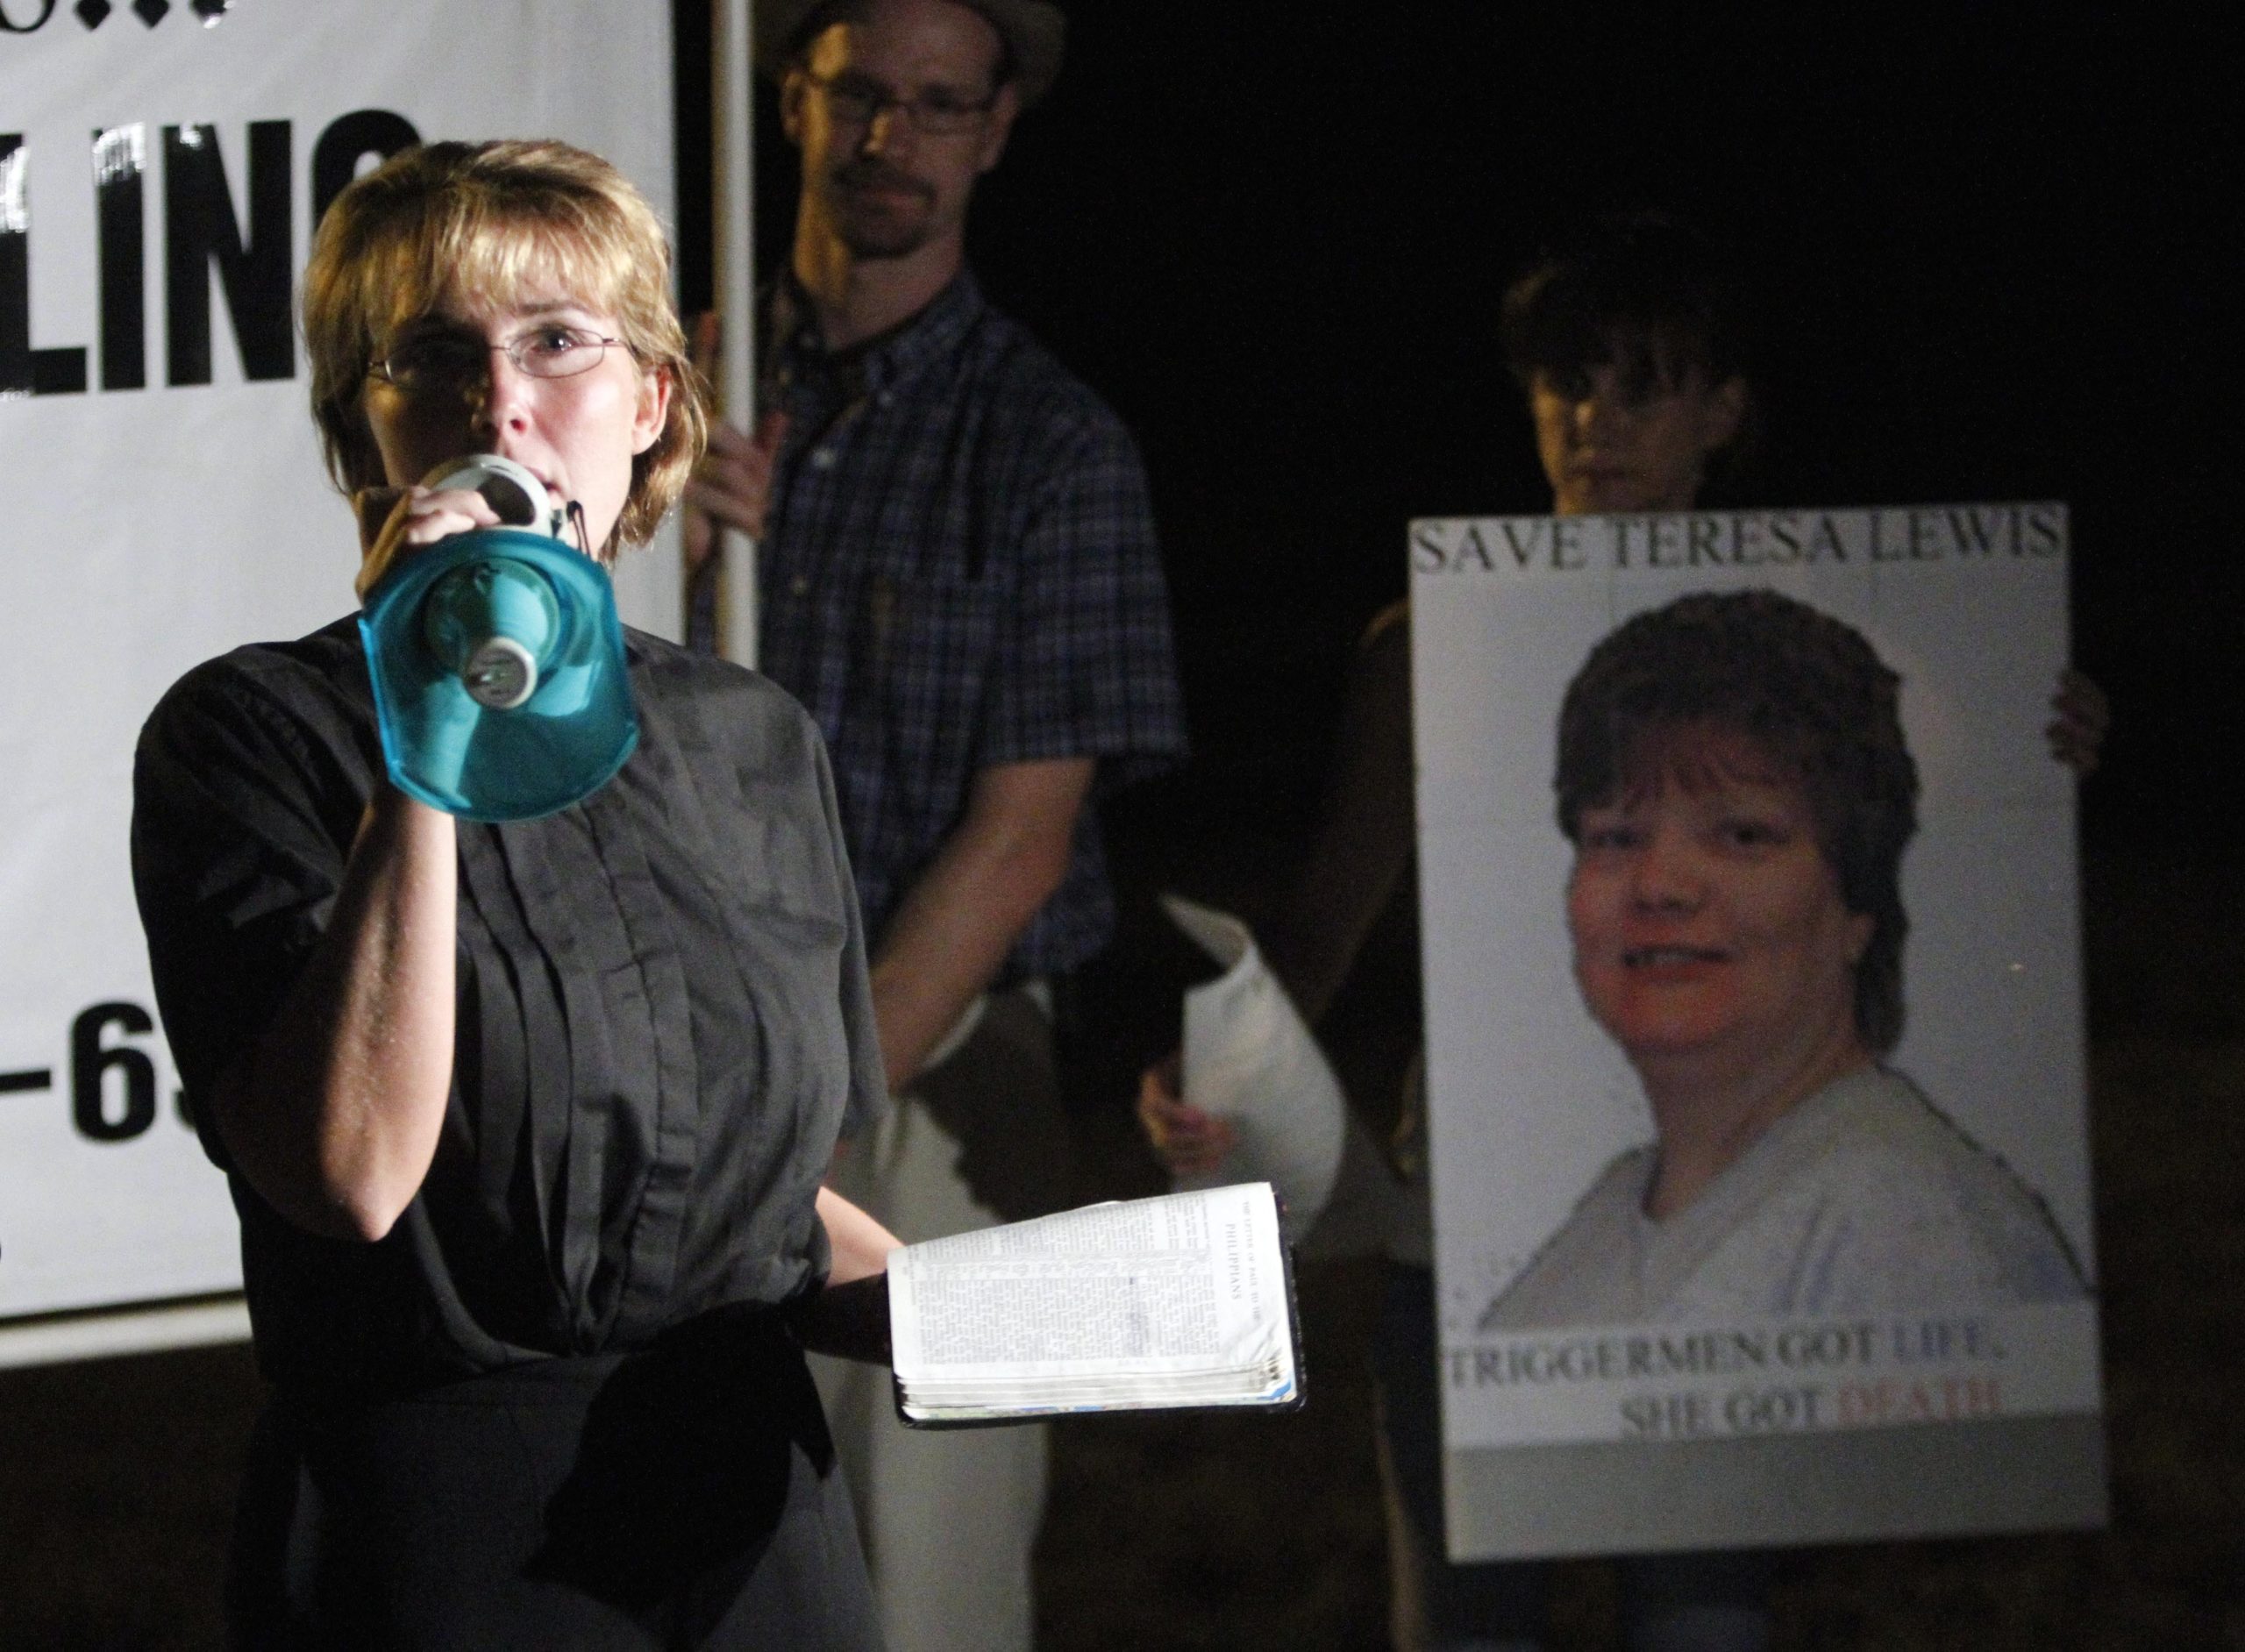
xmin=808 ymin=71 xmax=999 ymax=135
xmin=370 ymin=327 xmax=626 ymax=393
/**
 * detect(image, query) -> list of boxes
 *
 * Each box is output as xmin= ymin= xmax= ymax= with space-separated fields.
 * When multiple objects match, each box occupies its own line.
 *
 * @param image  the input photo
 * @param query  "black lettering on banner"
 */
xmin=1647 ymin=516 xmax=1685 ymax=569
xmin=1723 ymin=1383 xmax=1822 ymax=1433
xmin=0 ymin=0 xmax=60 ymax=32
xmin=1499 ymin=519 xmax=1543 ymax=568
xmin=1 ymin=134 xmax=91 ymax=395
xmin=1945 ymin=504 xmax=2006 ymax=557
xmin=1409 ymin=521 xmax=1451 ymax=573
xmin=72 ymin=1000 xmax=157 ymax=1142
xmin=163 ymin=120 xmax=291 ymax=385
xmin=1621 ymin=1390 xmax=1712 ymax=1439
xmin=311 ymin=110 xmax=420 ymax=227
xmin=113 ymin=1 xmax=235 ymax=23
xmin=95 ymin=124 xmax=145 ymax=390
xmin=0 ymin=1 xmax=230 ymax=32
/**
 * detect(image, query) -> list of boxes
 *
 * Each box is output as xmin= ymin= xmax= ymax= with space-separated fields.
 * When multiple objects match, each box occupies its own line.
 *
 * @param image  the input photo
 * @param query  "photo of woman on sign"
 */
xmin=1479 ymin=588 xmax=2088 ymax=1332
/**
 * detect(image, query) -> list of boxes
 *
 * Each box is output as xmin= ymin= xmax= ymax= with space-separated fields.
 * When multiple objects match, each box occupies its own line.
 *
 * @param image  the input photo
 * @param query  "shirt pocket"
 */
xmin=861 ymin=570 xmax=1002 ymax=725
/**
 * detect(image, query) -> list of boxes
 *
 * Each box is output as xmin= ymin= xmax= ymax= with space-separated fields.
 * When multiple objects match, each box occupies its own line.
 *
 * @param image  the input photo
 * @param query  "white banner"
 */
xmin=1413 ymin=504 xmax=2107 ymax=1555
xmin=0 ymin=0 xmax=675 ymax=1359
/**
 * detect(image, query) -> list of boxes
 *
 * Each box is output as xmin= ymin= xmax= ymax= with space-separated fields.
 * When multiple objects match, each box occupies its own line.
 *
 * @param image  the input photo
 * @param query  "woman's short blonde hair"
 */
xmin=303 ymin=139 xmax=706 ymax=550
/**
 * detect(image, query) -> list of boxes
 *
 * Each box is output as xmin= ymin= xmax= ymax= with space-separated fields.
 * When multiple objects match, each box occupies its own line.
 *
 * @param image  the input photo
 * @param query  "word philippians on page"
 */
xmin=887 ymin=1183 xmax=1301 ymax=1426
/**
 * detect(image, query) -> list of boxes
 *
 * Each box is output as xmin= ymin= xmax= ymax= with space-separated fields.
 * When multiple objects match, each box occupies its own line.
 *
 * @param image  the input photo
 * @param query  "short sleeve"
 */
xmin=978 ymin=409 xmax=1186 ymax=785
xmin=131 ymin=651 xmax=372 ymax=1168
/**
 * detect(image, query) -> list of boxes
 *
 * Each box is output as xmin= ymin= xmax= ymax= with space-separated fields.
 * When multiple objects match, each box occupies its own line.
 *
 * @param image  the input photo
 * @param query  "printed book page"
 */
xmin=889 ymin=1183 xmax=1300 ymax=1423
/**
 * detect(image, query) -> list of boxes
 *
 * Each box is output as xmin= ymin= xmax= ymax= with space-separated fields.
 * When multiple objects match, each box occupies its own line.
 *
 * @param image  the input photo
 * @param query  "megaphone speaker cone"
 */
xmin=422 ymin=556 xmax=564 ymax=709
xmin=360 ymin=529 xmax=639 ymax=822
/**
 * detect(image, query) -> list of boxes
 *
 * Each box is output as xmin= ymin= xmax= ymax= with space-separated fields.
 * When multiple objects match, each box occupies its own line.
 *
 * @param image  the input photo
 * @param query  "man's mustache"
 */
xmin=834 ymin=160 xmax=935 ymax=202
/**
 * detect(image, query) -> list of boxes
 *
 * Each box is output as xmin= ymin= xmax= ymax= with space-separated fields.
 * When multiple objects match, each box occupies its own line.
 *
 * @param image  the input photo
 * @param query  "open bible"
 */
xmin=887 ymin=1182 xmax=1303 ymax=1426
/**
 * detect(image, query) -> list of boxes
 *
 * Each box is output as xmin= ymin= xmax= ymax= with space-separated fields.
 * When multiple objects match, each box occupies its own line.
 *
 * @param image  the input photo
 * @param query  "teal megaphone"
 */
xmin=359 ymin=456 xmax=638 ymax=822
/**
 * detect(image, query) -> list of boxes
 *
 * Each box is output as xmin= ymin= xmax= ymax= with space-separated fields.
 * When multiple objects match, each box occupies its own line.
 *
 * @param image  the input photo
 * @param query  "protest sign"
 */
xmin=1413 ymin=504 xmax=2106 ymax=1555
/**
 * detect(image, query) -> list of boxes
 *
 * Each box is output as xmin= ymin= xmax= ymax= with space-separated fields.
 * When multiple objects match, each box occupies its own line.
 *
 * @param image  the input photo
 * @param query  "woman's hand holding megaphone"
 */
xmin=352 ymin=483 xmax=504 ymax=602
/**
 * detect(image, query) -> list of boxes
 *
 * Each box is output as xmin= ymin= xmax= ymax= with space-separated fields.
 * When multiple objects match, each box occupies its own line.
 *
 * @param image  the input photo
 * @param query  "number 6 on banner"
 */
xmin=71 ymin=1001 xmax=156 ymax=1143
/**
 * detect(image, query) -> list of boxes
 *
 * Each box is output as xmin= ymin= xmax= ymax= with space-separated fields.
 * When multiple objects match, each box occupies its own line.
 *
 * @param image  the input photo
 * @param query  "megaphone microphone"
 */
xmin=418 ymin=455 xmax=569 ymax=712
xmin=359 ymin=454 xmax=639 ymax=822
xmin=428 ymin=452 xmax=570 ymax=538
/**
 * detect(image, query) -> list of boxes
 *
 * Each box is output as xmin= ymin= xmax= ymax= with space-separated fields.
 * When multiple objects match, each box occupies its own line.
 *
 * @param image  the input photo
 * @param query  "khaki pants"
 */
xmin=815 ymin=988 xmax=1065 ymax=1652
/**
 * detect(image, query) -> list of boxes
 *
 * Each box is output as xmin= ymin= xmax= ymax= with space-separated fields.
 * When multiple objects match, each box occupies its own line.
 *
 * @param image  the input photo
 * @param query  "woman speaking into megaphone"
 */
xmin=131 ymin=140 xmax=897 ymax=1647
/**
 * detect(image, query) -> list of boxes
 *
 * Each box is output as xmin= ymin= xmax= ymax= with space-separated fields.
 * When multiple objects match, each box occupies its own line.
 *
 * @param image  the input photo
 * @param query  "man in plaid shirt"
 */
xmin=688 ymin=2 xmax=1184 ymax=1646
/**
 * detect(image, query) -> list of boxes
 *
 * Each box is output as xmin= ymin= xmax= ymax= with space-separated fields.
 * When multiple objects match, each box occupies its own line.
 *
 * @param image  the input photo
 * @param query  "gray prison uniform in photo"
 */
xmin=1479 ymin=1065 xmax=2090 ymax=1333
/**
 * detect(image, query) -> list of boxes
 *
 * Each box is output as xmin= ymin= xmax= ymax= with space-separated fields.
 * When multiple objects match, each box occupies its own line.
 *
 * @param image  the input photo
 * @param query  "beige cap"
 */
xmin=753 ymin=0 xmax=1065 ymax=107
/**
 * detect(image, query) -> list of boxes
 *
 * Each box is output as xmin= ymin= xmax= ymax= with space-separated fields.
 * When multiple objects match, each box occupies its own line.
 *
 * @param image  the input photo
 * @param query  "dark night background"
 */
xmin=674 ymin=4 xmax=2237 ymax=886
xmin=2 ymin=8 xmax=2236 ymax=1647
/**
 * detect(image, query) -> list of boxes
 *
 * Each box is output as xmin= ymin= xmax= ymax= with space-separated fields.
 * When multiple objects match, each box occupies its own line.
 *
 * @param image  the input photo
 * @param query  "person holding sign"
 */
xmin=1140 ymin=215 xmax=2106 ymax=1651
xmin=1478 ymin=588 xmax=2088 ymax=1331
xmin=132 ymin=141 xmax=899 ymax=1647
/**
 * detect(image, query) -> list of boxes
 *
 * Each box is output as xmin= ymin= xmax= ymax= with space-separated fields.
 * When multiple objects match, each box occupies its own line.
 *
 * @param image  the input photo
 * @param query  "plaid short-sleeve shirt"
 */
xmin=746 ymin=273 xmax=1185 ymax=979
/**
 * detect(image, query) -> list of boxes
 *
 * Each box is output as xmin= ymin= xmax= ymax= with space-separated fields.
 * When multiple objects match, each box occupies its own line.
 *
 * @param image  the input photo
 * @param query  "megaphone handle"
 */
xmin=404 ymin=681 xmax=485 ymax=804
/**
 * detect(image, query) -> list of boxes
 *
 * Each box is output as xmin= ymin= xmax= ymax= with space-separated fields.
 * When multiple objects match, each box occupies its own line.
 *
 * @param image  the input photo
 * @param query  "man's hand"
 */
xmin=681 ymin=313 xmax=790 ymax=571
xmin=1136 ymin=1050 xmax=1236 ymax=1178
